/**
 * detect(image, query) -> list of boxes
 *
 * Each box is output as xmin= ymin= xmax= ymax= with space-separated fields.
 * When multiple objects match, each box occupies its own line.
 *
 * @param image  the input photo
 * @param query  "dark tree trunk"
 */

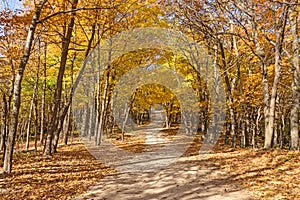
xmin=44 ymin=0 xmax=78 ymax=156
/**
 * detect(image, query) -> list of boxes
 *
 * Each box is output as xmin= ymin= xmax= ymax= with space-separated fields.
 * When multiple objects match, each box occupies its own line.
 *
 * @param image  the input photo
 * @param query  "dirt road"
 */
xmin=75 ymin=110 xmax=253 ymax=200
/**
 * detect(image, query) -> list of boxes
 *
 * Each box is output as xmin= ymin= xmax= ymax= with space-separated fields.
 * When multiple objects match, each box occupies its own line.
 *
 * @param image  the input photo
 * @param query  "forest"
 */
xmin=0 ymin=0 xmax=299 ymax=199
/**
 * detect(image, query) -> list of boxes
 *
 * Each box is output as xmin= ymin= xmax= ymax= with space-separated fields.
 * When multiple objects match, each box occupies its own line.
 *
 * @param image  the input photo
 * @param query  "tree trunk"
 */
xmin=63 ymin=23 xmax=76 ymax=145
xmin=88 ymin=100 xmax=95 ymax=140
xmin=1 ymin=95 xmax=8 ymax=163
xmin=211 ymin=45 xmax=220 ymax=143
xmin=25 ymin=97 xmax=34 ymax=151
xmin=95 ymin=71 xmax=108 ymax=144
xmin=95 ymin=39 xmax=112 ymax=145
xmin=40 ymin=42 xmax=47 ymax=146
xmin=121 ymin=91 xmax=137 ymax=141
xmin=255 ymin=106 xmax=262 ymax=148
xmin=26 ymin=56 xmax=39 ymax=152
xmin=34 ymin=39 xmax=41 ymax=152
xmin=44 ymin=0 xmax=78 ymax=156
xmin=219 ymin=40 xmax=236 ymax=147
xmin=81 ymin=103 xmax=90 ymax=137
xmin=265 ymin=3 xmax=288 ymax=149
xmin=3 ymin=0 xmax=47 ymax=173
xmin=63 ymin=107 xmax=71 ymax=145
xmin=248 ymin=0 xmax=271 ymax=149
xmin=290 ymin=4 xmax=299 ymax=150
xmin=121 ymin=103 xmax=130 ymax=141
xmin=231 ymin=22 xmax=245 ymax=147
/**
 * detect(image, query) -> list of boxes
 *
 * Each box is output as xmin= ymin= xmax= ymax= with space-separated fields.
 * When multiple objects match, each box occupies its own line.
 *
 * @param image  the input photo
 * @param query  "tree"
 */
xmin=3 ymin=0 xmax=47 ymax=173
xmin=44 ymin=0 xmax=79 ymax=156
xmin=289 ymin=1 xmax=299 ymax=150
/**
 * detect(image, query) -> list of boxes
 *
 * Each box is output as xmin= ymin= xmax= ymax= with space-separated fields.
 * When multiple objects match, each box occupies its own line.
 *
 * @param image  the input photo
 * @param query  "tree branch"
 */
xmin=38 ymin=6 xmax=117 ymax=23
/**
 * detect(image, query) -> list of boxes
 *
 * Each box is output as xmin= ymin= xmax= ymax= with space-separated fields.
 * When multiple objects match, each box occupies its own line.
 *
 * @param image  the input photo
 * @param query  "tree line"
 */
xmin=0 ymin=0 xmax=299 ymax=173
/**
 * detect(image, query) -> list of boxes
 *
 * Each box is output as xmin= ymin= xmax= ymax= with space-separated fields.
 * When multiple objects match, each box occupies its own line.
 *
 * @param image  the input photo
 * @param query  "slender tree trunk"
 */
xmin=1 ymin=95 xmax=8 ymax=163
xmin=280 ymin=114 xmax=284 ymax=149
xmin=3 ymin=0 xmax=47 ymax=173
xmin=121 ymin=103 xmax=130 ymax=141
xmin=255 ymin=106 xmax=262 ymax=148
xmin=44 ymin=0 xmax=78 ymax=156
xmin=88 ymin=82 xmax=96 ymax=140
xmin=40 ymin=42 xmax=47 ymax=146
xmin=33 ymin=39 xmax=41 ymax=152
xmin=121 ymin=91 xmax=137 ymax=141
xmin=52 ymin=22 xmax=95 ymax=150
xmin=20 ymin=119 xmax=27 ymax=147
xmin=211 ymin=45 xmax=220 ymax=143
xmin=219 ymin=40 xmax=236 ymax=147
xmin=265 ymin=4 xmax=288 ymax=149
xmin=96 ymin=41 xmax=111 ymax=145
xmin=290 ymin=4 xmax=299 ymax=150
xmin=241 ymin=110 xmax=248 ymax=148
xmin=273 ymin=106 xmax=279 ymax=148
xmin=248 ymin=0 xmax=271 ymax=149
xmin=25 ymin=97 xmax=34 ymax=151
xmin=63 ymin=26 xmax=76 ymax=145
xmin=95 ymin=29 xmax=101 ymax=144
xmin=265 ymin=39 xmax=280 ymax=149
xmin=81 ymin=102 xmax=90 ymax=137
xmin=63 ymin=107 xmax=71 ymax=145
xmin=26 ymin=53 xmax=40 ymax=152
xmin=231 ymin=23 xmax=245 ymax=147
xmin=34 ymin=89 xmax=39 ymax=152
xmin=252 ymin=111 xmax=256 ymax=149
xmin=165 ymin=105 xmax=171 ymax=129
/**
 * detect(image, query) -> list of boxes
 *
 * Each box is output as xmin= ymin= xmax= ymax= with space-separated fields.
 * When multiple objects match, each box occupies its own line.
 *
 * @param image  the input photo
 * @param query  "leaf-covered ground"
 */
xmin=0 ymin=141 xmax=115 ymax=200
xmin=103 ymin=130 xmax=300 ymax=200
xmin=109 ymin=131 xmax=147 ymax=153
xmin=181 ymin=134 xmax=300 ymax=200
xmin=1 ymin=134 xmax=300 ymax=200
xmin=211 ymin=147 xmax=300 ymax=200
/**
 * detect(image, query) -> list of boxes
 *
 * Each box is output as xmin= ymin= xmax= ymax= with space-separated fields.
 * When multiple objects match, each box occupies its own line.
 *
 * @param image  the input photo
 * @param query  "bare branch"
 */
xmin=38 ymin=5 xmax=117 ymax=23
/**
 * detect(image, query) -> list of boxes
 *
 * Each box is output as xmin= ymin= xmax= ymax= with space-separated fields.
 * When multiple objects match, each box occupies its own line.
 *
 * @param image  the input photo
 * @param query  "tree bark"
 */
xmin=219 ymin=40 xmax=237 ymax=147
xmin=248 ymin=0 xmax=270 ymax=149
xmin=121 ymin=91 xmax=137 ymax=141
xmin=1 ymin=95 xmax=8 ymax=162
xmin=40 ymin=42 xmax=47 ymax=146
xmin=44 ymin=0 xmax=78 ymax=156
xmin=290 ymin=4 xmax=299 ymax=150
xmin=95 ymin=40 xmax=112 ymax=145
xmin=25 ymin=96 xmax=34 ymax=151
xmin=265 ymin=3 xmax=288 ymax=149
xmin=63 ymin=108 xmax=71 ymax=145
xmin=3 ymin=0 xmax=47 ymax=173
xmin=33 ymin=38 xmax=41 ymax=152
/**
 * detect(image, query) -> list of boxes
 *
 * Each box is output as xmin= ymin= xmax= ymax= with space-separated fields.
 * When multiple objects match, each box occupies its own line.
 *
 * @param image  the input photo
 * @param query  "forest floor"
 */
xmin=1 ymin=132 xmax=300 ymax=199
xmin=74 ymin=126 xmax=300 ymax=200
